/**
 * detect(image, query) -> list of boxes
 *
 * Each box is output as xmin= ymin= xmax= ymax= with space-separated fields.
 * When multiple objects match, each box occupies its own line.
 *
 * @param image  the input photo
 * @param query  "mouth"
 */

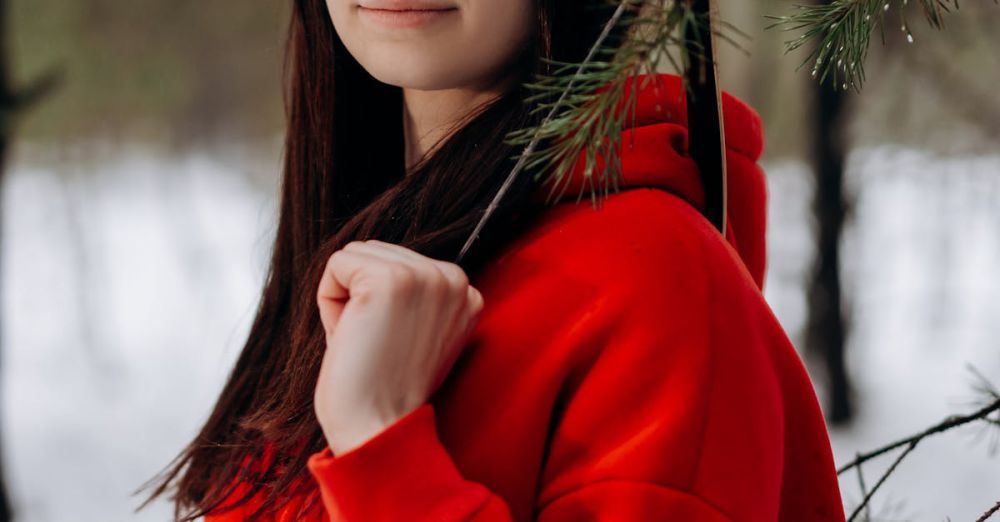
xmin=356 ymin=2 xmax=459 ymax=28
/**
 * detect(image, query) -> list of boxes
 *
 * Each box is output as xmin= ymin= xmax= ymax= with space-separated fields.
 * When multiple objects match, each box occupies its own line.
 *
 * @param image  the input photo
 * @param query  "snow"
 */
xmin=2 ymin=143 xmax=998 ymax=520
xmin=2 ymin=143 xmax=278 ymax=521
xmin=764 ymin=147 xmax=1000 ymax=521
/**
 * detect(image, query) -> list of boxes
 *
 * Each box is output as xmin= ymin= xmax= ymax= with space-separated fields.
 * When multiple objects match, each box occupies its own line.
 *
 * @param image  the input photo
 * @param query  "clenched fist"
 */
xmin=313 ymin=239 xmax=484 ymax=455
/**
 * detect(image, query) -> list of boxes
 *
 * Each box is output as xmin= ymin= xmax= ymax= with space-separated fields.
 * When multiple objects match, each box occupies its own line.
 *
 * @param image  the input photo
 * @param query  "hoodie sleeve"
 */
xmin=305 ymin=402 xmax=733 ymax=521
xmin=305 ymin=189 xmax=782 ymax=521
xmin=306 ymin=403 xmax=508 ymax=520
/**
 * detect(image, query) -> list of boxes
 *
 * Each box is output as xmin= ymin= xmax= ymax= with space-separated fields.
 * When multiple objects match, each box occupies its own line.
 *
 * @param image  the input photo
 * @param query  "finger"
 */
xmin=353 ymin=240 xmax=459 ymax=294
xmin=362 ymin=239 xmax=429 ymax=264
xmin=364 ymin=241 xmax=464 ymax=287
xmin=343 ymin=240 xmax=416 ymax=266
xmin=318 ymin=252 xmax=351 ymax=301
xmin=316 ymin=250 xmax=378 ymax=334
xmin=466 ymin=285 xmax=484 ymax=314
xmin=344 ymin=242 xmax=447 ymax=298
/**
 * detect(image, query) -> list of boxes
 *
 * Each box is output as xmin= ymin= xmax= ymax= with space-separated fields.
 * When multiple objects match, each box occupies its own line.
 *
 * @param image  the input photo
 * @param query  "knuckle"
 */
xmin=437 ymin=267 xmax=462 ymax=297
xmin=386 ymin=264 xmax=418 ymax=293
xmin=324 ymin=249 xmax=346 ymax=273
xmin=444 ymin=263 xmax=470 ymax=287
xmin=329 ymin=246 xmax=353 ymax=261
xmin=469 ymin=286 xmax=484 ymax=311
xmin=349 ymin=284 xmax=376 ymax=305
xmin=434 ymin=262 xmax=468 ymax=295
xmin=419 ymin=267 xmax=448 ymax=299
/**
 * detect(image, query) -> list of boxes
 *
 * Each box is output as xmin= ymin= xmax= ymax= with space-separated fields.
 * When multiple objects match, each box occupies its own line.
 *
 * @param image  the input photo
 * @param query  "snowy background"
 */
xmin=2 ymin=144 xmax=998 ymax=521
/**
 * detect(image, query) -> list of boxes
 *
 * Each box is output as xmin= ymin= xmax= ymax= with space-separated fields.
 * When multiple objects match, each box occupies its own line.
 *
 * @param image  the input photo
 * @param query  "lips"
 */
xmin=357 ymin=0 xmax=457 ymax=10
xmin=355 ymin=1 xmax=458 ymax=28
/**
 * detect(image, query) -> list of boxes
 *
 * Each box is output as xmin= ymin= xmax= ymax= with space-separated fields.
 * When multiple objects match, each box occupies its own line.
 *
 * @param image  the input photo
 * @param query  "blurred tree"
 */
xmin=766 ymin=0 xmax=999 ymax=425
xmin=805 ymin=31 xmax=854 ymax=424
xmin=10 ymin=0 xmax=288 ymax=147
xmin=0 ymin=2 xmax=11 ymax=518
xmin=0 ymin=0 xmax=59 ymax=517
xmin=0 ymin=20 xmax=12 ymax=512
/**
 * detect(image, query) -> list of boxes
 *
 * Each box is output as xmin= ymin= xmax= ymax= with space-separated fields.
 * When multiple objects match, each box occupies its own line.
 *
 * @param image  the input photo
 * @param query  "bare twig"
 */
xmin=853 ymin=452 xmax=871 ymax=521
xmin=976 ymin=499 xmax=1000 ymax=522
xmin=846 ymin=440 xmax=918 ymax=521
xmin=836 ymin=368 xmax=1000 ymax=522
xmin=837 ymin=397 xmax=1000 ymax=475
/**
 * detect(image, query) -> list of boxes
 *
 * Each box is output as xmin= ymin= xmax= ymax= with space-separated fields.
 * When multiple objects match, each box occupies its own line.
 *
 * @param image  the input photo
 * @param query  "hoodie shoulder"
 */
xmin=472 ymin=184 xmax=766 ymax=360
xmin=494 ymin=186 xmax=760 ymax=298
xmin=477 ymin=185 xmax=796 ymax=517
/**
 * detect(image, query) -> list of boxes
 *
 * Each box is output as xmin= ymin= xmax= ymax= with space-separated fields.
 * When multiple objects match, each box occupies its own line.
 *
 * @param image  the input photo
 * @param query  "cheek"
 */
xmin=461 ymin=1 xmax=535 ymax=75
xmin=327 ymin=0 xmax=360 ymax=45
xmin=326 ymin=0 xmax=354 ymax=51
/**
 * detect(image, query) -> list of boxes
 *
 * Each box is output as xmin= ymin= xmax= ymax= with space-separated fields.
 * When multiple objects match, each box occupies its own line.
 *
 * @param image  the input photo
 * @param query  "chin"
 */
xmin=365 ymin=66 xmax=448 ymax=90
xmin=360 ymin=50 xmax=471 ymax=90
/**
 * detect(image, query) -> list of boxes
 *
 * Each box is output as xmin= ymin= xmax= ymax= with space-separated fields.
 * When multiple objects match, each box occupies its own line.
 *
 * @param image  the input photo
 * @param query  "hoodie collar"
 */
xmin=530 ymin=72 xmax=768 ymax=291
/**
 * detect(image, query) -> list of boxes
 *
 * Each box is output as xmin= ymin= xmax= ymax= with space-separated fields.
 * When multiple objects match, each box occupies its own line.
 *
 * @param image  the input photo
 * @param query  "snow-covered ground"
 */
xmin=1 ymin=144 xmax=280 ymax=521
xmin=1 ymin=143 xmax=998 ymax=521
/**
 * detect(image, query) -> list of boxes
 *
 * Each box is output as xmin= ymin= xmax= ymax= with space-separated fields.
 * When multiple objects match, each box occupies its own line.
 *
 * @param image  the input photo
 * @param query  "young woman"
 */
xmin=136 ymin=0 xmax=847 ymax=520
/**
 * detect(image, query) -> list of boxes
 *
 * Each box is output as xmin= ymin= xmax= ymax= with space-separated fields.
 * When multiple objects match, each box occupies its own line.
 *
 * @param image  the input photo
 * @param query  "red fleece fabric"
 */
xmin=205 ymin=73 xmax=845 ymax=521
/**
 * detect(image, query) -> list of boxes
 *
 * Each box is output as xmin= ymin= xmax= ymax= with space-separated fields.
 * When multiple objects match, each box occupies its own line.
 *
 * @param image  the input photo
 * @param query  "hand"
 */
xmin=313 ymin=239 xmax=484 ymax=455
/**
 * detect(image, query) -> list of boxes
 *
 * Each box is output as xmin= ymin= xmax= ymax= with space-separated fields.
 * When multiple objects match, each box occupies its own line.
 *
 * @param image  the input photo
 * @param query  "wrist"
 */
xmin=323 ymin=407 xmax=405 ymax=455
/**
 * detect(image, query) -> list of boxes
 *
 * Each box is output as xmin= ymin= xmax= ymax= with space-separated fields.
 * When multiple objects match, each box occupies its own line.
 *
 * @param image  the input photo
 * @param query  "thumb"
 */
xmin=317 ymin=253 xmax=354 ymax=337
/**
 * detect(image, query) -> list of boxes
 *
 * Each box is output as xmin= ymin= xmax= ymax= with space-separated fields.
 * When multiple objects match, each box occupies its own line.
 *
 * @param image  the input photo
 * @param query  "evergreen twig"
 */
xmin=764 ymin=0 xmax=998 ymax=92
xmin=456 ymin=0 xmax=748 ymax=263
xmin=456 ymin=0 xmax=634 ymax=263
xmin=503 ymin=0 xmax=729 ymax=210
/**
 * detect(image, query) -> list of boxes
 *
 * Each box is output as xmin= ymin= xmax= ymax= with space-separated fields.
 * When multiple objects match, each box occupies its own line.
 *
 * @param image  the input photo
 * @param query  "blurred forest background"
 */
xmin=1 ymin=0 xmax=998 ymax=520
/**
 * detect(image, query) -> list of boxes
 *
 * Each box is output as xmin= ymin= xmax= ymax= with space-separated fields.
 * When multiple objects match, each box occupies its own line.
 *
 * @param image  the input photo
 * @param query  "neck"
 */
xmin=401 ymin=75 xmax=517 ymax=176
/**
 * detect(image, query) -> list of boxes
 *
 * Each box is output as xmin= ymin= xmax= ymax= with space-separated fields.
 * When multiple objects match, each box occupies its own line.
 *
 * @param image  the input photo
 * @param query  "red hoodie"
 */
xmin=205 ymin=72 xmax=846 ymax=521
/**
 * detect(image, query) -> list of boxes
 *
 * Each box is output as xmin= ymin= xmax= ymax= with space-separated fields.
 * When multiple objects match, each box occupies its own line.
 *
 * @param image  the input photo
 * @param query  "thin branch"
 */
xmin=837 ymin=398 xmax=1000 ymax=474
xmin=837 ymin=367 xmax=1000 ymax=522
xmin=853 ymin=453 xmax=872 ymax=521
xmin=977 ymin=499 xmax=1000 ymax=522
xmin=847 ymin=440 xmax=918 ymax=521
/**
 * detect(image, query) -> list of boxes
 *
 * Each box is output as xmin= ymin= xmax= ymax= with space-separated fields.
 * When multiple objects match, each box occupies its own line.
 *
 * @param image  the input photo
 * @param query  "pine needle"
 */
xmin=764 ymin=0 xmax=997 ymax=92
xmin=456 ymin=0 xmax=748 ymax=263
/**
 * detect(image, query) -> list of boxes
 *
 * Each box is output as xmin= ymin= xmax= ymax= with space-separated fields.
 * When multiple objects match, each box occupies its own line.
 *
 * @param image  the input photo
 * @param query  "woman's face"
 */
xmin=326 ymin=0 xmax=536 ymax=91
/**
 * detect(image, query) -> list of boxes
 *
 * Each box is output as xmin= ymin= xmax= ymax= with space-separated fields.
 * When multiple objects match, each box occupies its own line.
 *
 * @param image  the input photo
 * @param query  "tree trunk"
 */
xmin=805 ymin=35 xmax=855 ymax=426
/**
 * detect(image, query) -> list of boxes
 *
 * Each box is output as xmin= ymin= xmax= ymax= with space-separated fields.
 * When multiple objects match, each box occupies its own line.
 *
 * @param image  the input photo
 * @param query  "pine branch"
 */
xmin=503 ymin=0 xmax=695 ymax=210
xmin=455 ymin=0 xmax=748 ymax=263
xmin=763 ymin=0 xmax=999 ymax=93
xmin=455 ymin=0 xmax=635 ymax=263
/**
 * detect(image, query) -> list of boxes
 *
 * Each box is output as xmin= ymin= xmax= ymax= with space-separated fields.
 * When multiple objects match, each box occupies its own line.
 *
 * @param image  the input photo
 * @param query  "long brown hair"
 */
xmin=133 ymin=0 xmax=623 ymax=520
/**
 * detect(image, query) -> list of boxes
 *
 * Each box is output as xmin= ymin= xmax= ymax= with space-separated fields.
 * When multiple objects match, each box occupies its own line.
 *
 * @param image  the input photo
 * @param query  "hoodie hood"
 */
xmin=532 ymin=72 xmax=768 ymax=290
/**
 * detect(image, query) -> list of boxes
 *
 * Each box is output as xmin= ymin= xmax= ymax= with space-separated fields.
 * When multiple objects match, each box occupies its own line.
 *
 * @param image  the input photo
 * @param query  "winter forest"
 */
xmin=1 ymin=0 xmax=999 ymax=520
